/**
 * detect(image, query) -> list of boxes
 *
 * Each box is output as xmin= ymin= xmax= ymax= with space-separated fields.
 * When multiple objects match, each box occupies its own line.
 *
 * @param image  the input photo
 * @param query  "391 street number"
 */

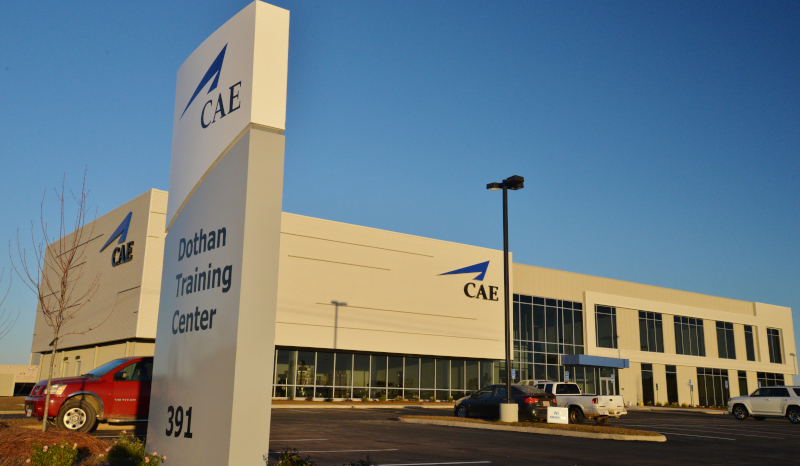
xmin=166 ymin=406 xmax=193 ymax=438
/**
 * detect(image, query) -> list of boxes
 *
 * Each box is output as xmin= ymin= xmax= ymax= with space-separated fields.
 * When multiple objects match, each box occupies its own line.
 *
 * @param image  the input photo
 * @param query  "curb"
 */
xmin=627 ymin=407 xmax=727 ymax=415
xmin=399 ymin=418 xmax=667 ymax=442
xmin=0 ymin=411 xmax=23 ymax=415
xmin=272 ymin=403 xmax=453 ymax=410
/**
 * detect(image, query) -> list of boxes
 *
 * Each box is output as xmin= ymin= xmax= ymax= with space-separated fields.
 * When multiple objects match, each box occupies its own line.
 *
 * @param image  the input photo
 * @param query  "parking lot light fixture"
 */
xmin=487 ymin=175 xmax=524 ymax=423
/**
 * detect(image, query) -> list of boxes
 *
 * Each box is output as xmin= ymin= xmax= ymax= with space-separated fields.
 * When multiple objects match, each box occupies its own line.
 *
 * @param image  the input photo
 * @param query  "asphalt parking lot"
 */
xmin=266 ymin=408 xmax=800 ymax=465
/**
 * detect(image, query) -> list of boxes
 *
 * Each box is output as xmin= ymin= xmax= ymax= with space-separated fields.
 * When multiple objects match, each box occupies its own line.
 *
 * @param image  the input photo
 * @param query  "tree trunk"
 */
xmin=41 ymin=336 xmax=58 ymax=432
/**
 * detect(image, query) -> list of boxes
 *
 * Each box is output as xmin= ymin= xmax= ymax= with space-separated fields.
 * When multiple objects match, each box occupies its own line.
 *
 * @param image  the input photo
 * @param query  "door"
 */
xmin=111 ymin=360 xmax=152 ymax=420
xmin=749 ymin=387 xmax=786 ymax=414
xmin=489 ymin=386 xmax=508 ymax=418
xmin=469 ymin=386 xmax=494 ymax=417
xmin=599 ymin=377 xmax=614 ymax=396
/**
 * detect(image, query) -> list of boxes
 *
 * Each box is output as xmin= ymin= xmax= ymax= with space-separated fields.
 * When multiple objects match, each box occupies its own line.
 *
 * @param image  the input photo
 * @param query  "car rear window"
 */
xmin=793 ymin=388 xmax=800 ymax=397
xmin=773 ymin=387 xmax=790 ymax=397
xmin=555 ymin=384 xmax=582 ymax=395
xmin=512 ymin=385 xmax=546 ymax=396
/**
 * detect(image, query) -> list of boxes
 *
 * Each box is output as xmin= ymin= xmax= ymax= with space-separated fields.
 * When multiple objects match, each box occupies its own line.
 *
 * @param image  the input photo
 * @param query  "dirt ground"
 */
xmin=0 ymin=397 xmax=25 ymax=412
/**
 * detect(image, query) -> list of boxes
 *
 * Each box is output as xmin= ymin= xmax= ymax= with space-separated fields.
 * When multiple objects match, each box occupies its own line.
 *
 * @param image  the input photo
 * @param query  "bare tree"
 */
xmin=0 ymin=269 xmax=18 ymax=341
xmin=10 ymin=169 xmax=111 ymax=432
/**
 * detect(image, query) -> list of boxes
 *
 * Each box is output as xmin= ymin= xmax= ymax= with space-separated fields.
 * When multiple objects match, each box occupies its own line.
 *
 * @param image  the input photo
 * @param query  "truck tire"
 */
xmin=732 ymin=405 xmax=748 ymax=420
xmin=568 ymin=407 xmax=584 ymax=424
xmin=56 ymin=399 xmax=97 ymax=433
xmin=595 ymin=416 xmax=610 ymax=426
xmin=787 ymin=407 xmax=800 ymax=424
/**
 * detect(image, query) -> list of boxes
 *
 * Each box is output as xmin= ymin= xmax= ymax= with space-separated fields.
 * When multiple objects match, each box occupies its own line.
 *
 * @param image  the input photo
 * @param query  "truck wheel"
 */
xmin=56 ymin=399 xmax=97 ymax=433
xmin=568 ymin=407 xmax=584 ymax=424
xmin=595 ymin=416 xmax=610 ymax=426
xmin=787 ymin=408 xmax=800 ymax=424
xmin=732 ymin=405 xmax=748 ymax=420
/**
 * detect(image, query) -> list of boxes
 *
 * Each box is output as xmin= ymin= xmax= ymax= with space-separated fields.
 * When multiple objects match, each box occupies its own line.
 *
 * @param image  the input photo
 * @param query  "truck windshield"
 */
xmin=83 ymin=359 xmax=129 ymax=378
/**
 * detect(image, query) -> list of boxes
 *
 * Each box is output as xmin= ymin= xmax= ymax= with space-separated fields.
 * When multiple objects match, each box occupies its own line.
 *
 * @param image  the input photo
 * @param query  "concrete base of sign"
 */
xmin=499 ymin=402 xmax=519 ymax=423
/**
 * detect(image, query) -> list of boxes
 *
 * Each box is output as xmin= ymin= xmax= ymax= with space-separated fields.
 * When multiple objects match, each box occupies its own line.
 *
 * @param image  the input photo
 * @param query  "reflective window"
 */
xmin=757 ymin=371 xmax=784 ymax=387
xmin=596 ymin=306 xmax=617 ymax=349
xmin=738 ymin=370 xmax=748 ymax=397
xmin=639 ymin=312 xmax=664 ymax=353
xmin=744 ymin=326 xmax=756 ymax=361
xmin=716 ymin=322 xmax=736 ymax=360
xmin=697 ymin=367 xmax=730 ymax=407
xmin=767 ymin=328 xmax=783 ymax=364
xmin=674 ymin=316 xmax=706 ymax=356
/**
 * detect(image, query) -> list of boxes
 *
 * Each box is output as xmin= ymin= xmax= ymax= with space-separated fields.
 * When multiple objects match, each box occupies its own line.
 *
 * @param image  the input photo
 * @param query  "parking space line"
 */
xmin=615 ymin=423 xmax=768 ymax=439
xmin=272 ymin=438 xmax=328 ymax=442
xmin=299 ymin=449 xmax=400 ymax=453
xmin=652 ymin=431 xmax=735 ymax=440
xmin=381 ymin=462 xmax=491 ymax=465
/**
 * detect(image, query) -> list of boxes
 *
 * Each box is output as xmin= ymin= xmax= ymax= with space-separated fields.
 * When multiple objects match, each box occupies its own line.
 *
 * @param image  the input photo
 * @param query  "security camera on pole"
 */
xmin=487 ymin=175 xmax=524 ymax=423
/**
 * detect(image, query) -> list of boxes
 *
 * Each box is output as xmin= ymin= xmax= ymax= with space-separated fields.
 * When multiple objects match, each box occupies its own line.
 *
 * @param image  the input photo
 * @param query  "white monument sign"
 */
xmin=147 ymin=3 xmax=289 ymax=465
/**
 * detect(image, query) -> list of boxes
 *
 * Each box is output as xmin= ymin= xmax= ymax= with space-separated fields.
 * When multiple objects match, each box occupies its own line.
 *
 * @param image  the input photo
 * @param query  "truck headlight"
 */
xmin=48 ymin=385 xmax=67 ymax=396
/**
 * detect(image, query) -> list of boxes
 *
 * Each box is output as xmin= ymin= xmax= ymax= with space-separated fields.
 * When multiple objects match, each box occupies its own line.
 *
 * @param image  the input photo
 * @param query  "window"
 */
xmin=738 ymin=371 xmax=749 ymax=396
xmin=767 ymin=328 xmax=783 ymax=364
xmin=716 ymin=322 xmax=736 ymax=360
xmin=757 ymin=372 xmax=784 ymax=387
xmin=639 ymin=312 xmax=664 ymax=352
xmin=696 ymin=368 xmax=729 ymax=407
xmin=641 ymin=364 xmax=654 ymax=405
xmin=666 ymin=365 xmax=678 ymax=404
xmin=596 ymin=306 xmax=617 ymax=349
xmin=744 ymin=326 xmax=756 ymax=361
xmin=555 ymin=384 xmax=581 ymax=395
xmin=674 ymin=316 xmax=706 ymax=356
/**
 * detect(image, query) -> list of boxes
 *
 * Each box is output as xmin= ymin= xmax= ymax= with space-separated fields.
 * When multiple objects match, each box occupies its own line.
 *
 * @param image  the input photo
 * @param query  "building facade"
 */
xmin=30 ymin=190 xmax=796 ymax=407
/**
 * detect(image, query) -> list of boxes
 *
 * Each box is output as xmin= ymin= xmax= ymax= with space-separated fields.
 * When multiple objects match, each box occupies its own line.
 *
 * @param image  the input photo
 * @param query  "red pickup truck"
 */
xmin=25 ymin=356 xmax=152 ymax=432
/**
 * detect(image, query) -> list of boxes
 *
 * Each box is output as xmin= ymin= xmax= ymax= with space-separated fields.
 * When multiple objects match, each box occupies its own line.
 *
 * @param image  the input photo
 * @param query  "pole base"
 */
xmin=499 ymin=402 xmax=519 ymax=423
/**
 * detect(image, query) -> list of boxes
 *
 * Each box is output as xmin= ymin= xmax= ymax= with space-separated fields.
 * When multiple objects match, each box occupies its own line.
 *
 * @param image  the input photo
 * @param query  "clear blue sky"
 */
xmin=0 ymin=1 xmax=798 ymax=372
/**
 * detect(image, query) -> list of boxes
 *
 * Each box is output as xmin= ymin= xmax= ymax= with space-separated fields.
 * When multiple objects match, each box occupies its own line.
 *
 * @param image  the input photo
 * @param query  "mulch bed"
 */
xmin=0 ymin=421 xmax=110 ymax=465
xmin=400 ymin=415 xmax=663 ymax=436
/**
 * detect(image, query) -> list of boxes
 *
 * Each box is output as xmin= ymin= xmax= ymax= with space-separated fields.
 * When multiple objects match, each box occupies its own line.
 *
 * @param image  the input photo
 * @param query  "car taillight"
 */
xmin=552 ymin=397 xmax=557 ymax=406
xmin=592 ymin=398 xmax=598 ymax=404
xmin=523 ymin=397 xmax=539 ymax=404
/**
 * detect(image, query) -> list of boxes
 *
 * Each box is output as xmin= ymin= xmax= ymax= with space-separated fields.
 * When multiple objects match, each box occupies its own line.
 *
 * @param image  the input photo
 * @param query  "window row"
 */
xmin=513 ymin=295 xmax=584 ymax=348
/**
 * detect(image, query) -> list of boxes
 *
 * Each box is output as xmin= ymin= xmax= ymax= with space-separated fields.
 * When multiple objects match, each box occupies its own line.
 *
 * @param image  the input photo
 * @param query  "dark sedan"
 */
xmin=454 ymin=384 xmax=556 ymax=420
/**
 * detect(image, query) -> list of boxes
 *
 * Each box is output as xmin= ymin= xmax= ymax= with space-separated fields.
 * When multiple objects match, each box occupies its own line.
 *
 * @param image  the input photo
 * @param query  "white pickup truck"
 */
xmin=534 ymin=381 xmax=627 ymax=425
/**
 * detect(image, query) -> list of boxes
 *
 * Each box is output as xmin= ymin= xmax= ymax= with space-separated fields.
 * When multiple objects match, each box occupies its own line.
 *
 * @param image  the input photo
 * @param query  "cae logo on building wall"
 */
xmin=99 ymin=212 xmax=134 ymax=267
xmin=439 ymin=261 xmax=499 ymax=301
xmin=179 ymin=44 xmax=242 ymax=129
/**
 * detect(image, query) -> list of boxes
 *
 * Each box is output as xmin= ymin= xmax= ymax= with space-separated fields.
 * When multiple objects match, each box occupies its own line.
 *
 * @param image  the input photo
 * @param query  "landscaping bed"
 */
xmin=400 ymin=415 xmax=663 ymax=437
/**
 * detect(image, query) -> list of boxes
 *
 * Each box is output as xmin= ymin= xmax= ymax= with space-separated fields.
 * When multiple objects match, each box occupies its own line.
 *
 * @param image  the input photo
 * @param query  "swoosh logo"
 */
xmin=100 ymin=212 xmax=132 ymax=252
xmin=180 ymin=44 xmax=228 ymax=119
xmin=439 ymin=261 xmax=490 ymax=281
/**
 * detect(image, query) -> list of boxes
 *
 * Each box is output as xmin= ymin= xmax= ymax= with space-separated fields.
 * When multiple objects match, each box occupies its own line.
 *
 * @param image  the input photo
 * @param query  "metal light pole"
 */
xmin=487 ymin=175 xmax=524 ymax=423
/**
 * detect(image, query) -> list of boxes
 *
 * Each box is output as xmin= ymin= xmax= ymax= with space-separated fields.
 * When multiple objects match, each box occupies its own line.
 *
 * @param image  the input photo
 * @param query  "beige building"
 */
xmin=29 ymin=190 xmax=796 ymax=406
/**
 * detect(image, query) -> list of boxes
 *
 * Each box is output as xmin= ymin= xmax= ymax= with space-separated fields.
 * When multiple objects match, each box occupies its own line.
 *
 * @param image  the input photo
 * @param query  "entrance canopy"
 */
xmin=560 ymin=354 xmax=629 ymax=369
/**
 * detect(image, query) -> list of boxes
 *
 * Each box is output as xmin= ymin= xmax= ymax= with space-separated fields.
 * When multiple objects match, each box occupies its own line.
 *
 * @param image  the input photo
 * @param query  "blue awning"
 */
xmin=560 ymin=354 xmax=629 ymax=369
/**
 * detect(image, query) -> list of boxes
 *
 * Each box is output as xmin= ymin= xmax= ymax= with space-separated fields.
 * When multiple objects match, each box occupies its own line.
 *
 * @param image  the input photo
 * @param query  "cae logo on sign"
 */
xmin=100 ymin=212 xmax=134 ymax=267
xmin=180 ymin=44 xmax=242 ymax=129
xmin=439 ymin=261 xmax=499 ymax=301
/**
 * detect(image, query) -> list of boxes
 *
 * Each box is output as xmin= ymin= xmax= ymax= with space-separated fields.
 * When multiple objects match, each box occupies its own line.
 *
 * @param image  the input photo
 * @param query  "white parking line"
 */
xmin=272 ymin=438 xmax=328 ymax=442
xmin=616 ymin=422 xmax=783 ymax=439
xmin=299 ymin=448 xmax=400 ymax=453
xmin=653 ymin=431 xmax=735 ymax=441
xmin=381 ymin=462 xmax=491 ymax=466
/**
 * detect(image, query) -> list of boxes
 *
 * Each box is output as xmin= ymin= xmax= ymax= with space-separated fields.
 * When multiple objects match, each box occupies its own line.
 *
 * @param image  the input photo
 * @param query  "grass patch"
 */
xmin=400 ymin=415 xmax=662 ymax=437
xmin=0 ymin=397 xmax=26 ymax=412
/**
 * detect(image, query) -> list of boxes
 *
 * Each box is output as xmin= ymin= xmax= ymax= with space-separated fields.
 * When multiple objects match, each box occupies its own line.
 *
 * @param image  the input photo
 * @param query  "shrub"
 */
xmin=361 ymin=395 xmax=369 ymax=402
xmin=680 ymin=403 xmax=688 ymax=408
xmin=29 ymin=441 xmax=78 ymax=466
xmin=395 ymin=396 xmax=404 ymax=402
xmin=411 ymin=395 xmax=420 ymax=402
xmin=645 ymin=400 xmax=652 ymax=406
xmin=429 ymin=396 xmax=436 ymax=402
xmin=447 ymin=396 xmax=454 ymax=402
xmin=106 ymin=431 xmax=166 ymax=466
xmin=378 ymin=395 xmax=387 ymax=402
xmin=277 ymin=448 xmax=316 ymax=466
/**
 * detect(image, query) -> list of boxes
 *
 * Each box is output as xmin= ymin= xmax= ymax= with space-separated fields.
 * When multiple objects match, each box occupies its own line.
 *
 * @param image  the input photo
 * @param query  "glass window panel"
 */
xmin=315 ymin=387 xmax=332 ymax=399
xmin=546 ymin=365 xmax=559 ymax=381
xmin=296 ymin=351 xmax=316 ymax=386
xmin=717 ymin=326 xmax=727 ymax=358
xmin=370 ymin=388 xmax=386 ymax=399
xmin=420 ymin=389 xmax=434 ymax=401
xmin=436 ymin=390 xmax=450 ymax=401
xmin=371 ymin=355 xmax=387 ymax=388
xmin=647 ymin=319 xmax=657 ymax=352
xmin=655 ymin=319 xmax=663 ymax=353
xmin=521 ymin=304 xmax=532 ymax=341
xmin=698 ymin=323 xmax=706 ymax=356
xmin=533 ymin=305 xmax=545 ymax=341
xmin=353 ymin=388 xmax=368 ymax=399
xmin=405 ymin=357 xmax=420 ymax=389
xmin=466 ymin=361 xmax=480 ymax=391
xmin=546 ymin=307 xmax=558 ymax=343
xmin=450 ymin=360 xmax=465 ymax=390
xmin=334 ymin=353 xmax=352 ymax=387
xmin=353 ymin=354 xmax=370 ymax=387
xmin=744 ymin=326 xmax=756 ymax=361
xmin=436 ymin=359 xmax=450 ymax=389
xmin=574 ymin=311 xmax=584 ymax=346
xmin=480 ymin=361 xmax=493 ymax=387
xmin=421 ymin=358 xmax=436 ymax=389
xmin=689 ymin=325 xmax=698 ymax=356
xmin=596 ymin=312 xmax=614 ymax=348
xmin=275 ymin=349 xmax=296 ymax=385
xmin=513 ymin=302 xmax=520 ymax=340
xmin=563 ymin=309 xmax=573 ymax=345
xmin=388 ymin=356 xmax=403 ymax=388
xmin=639 ymin=317 xmax=649 ymax=351
xmin=557 ymin=308 xmax=564 ymax=343
xmin=316 ymin=352 xmax=334 ymax=386
xmin=334 ymin=388 xmax=351 ymax=399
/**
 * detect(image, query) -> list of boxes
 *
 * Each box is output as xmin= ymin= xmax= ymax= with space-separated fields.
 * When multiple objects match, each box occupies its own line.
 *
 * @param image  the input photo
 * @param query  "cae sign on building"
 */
xmin=147 ymin=3 xmax=289 ymax=465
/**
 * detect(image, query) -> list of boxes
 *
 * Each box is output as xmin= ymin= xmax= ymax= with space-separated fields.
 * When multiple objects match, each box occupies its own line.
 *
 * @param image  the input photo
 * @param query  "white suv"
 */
xmin=728 ymin=386 xmax=800 ymax=424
